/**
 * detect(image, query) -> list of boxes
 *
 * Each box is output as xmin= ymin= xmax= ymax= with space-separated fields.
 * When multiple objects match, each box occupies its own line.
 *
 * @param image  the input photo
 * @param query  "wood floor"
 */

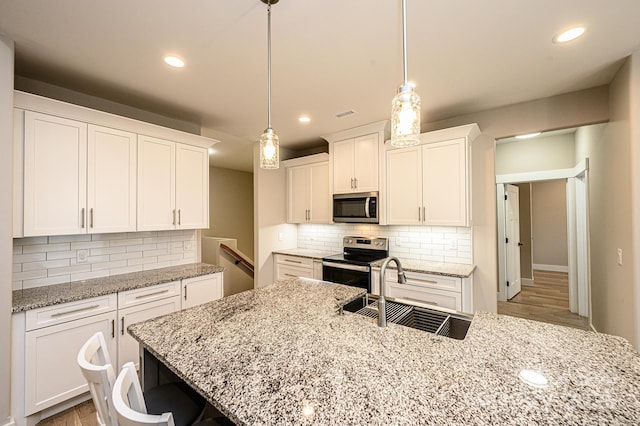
xmin=497 ymin=269 xmax=589 ymax=330
xmin=37 ymin=400 xmax=98 ymax=426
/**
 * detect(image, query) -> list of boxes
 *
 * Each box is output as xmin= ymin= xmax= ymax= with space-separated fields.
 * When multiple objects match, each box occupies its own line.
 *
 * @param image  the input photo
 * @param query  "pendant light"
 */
xmin=390 ymin=0 xmax=421 ymax=147
xmin=259 ymin=0 xmax=280 ymax=169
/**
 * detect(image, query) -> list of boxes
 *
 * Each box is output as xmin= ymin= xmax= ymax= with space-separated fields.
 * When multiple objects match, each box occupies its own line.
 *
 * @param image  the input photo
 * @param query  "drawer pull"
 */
xmin=51 ymin=304 xmax=100 ymax=317
xmin=134 ymin=289 xmax=170 ymax=300
xmin=284 ymin=259 xmax=302 ymax=264
xmin=404 ymin=297 xmax=438 ymax=306
xmin=284 ymin=273 xmax=298 ymax=278
xmin=413 ymin=279 xmax=439 ymax=284
xmin=121 ymin=317 xmax=125 ymax=335
xmin=184 ymin=285 xmax=187 ymax=300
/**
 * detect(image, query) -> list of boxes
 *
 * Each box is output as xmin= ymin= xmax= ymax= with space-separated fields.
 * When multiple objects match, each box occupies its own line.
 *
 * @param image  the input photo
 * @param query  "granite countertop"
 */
xmin=12 ymin=263 xmax=224 ymax=313
xmin=129 ymin=278 xmax=640 ymax=425
xmin=272 ymin=248 xmax=340 ymax=260
xmin=371 ymin=258 xmax=476 ymax=278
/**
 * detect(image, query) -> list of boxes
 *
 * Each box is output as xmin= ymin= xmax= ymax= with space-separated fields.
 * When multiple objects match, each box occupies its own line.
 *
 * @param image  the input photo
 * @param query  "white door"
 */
xmin=386 ymin=146 xmax=422 ymax=225
xmin=309 ymin=162 xmax=331 ymax=223
xmin=353 ymin=133 xmax=379 ymax=192
xmin=176 ymin=144 xmax=209 ymax=229
xmin=137 ymin=135 xmax=176 ymax=231
xmin=287 ymin=165 xmax=309 ymax=223
xmin=87 ymin=125 xmax=137 ymax=233
xmin=505 ymin=184 xmax=522 ymax=299
xmin=422 ymin=138 xmax=468 ymax=226
xmin=118 ymin=296 xmax=180 ymax=370
xmin=23 ymin=111 xmax=87 ymax=236
xmin=332 ymin=138 xmax=355 ymax=193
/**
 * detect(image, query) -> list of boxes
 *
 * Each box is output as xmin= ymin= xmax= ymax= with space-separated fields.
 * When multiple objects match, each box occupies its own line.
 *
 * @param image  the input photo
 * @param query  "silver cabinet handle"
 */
xmin=178 ymin=209 xmax=181 ymax=225
xmin=354 ymin=178 xmax=357 ymax=189
xmin=81 ymin=208 xmax=86 ymax=228
xmin=121 ymin=316 xmax=125 ymax=335
xmin=172 ymin=209 xmax=176 ymax=225
xmin=423 ymin=206 xmax=426 ymax=222
xmin=418 ymin=206 xmax=421 ymax=221
xmin=111 ymin=319 xmax=115 ymax=338
xmin=51 ymin=304 xmax=99 ymax=317
xmin=184 ymin=285 xmax=187 ymax=300
xmin=284 ymin=259 xmax=302 ymax=264
xmin=90 ymin=208 xmax=94 ymax=228
xmin=134 ymin=289 xmax=169 ymax=300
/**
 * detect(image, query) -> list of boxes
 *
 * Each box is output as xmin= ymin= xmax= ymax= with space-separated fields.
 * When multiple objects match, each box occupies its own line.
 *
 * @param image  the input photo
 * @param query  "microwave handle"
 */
xmin=365 ymin=197 xmax=371 ymax=218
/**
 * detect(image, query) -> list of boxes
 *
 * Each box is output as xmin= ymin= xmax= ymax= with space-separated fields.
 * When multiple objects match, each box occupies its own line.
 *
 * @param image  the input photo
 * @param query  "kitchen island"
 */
xmin=129 ymin=278 xmax=640 ymax=425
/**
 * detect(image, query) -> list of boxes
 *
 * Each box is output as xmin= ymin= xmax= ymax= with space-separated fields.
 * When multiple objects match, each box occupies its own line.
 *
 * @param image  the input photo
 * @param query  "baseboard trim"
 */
xmin=533 ymin=264 xmax=569 ymax=273
xmin=1 ymin=417 xmax=15 ymax=426
xmin=521 ymin=278 xmax=534 ymax=286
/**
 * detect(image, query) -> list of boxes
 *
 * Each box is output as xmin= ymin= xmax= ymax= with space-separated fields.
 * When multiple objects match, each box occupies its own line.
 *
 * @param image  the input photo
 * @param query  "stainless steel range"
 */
xmin=322 ymin=236 xmax=389 ymax=293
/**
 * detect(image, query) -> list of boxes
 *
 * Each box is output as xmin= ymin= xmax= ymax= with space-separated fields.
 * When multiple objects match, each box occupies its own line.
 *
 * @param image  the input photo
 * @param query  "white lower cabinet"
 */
xmin=182 ymin=273 xmax=224 ymax=310
xmin=375 ymin=268 xmax=472 ymax=313
xmin=22 ymin=295 xmax=118 ymax=416
xmin=274 ymin=254 xmax=315 ymax=280
xmin=117 ymin=281 xmax=181 ymax=370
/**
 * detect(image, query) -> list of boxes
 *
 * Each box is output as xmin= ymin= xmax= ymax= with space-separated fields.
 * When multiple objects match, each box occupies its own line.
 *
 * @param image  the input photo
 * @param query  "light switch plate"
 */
xmin=617 ymin=248 xmax=623 ymax=265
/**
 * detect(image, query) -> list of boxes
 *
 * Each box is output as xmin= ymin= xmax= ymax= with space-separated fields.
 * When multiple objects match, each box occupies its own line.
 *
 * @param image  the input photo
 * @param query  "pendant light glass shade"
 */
xmin=391 ymin=83 xmax=421 ymax=146
xmin=390 ymin=0 xmax=420 ymax=147
xmin=259 ymin=127 xmax=279 ymax=169
xmin=259 ymin=0 xmax=280 ymax=169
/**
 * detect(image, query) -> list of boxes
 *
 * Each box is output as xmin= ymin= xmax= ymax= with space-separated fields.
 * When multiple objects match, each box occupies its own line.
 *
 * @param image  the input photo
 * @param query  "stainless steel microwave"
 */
xmin=333 ymin=192 xmax=378 ymax=223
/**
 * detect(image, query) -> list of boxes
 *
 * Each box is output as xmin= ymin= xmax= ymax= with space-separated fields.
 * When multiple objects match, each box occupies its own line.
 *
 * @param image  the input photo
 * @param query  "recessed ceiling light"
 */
xmin=164 ymin=56 xmax=185 ymax=68
xmin=515 ymin=132 xmax=541 ymax=139
xmin=298 ymin=116 xmax=311 ymax=123
xmin=553 ymin=27 xmax=586 ymax=44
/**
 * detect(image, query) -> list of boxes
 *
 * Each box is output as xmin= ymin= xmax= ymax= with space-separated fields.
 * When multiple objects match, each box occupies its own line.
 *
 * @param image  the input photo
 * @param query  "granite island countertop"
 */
xmin=128 ymin=278 xmax=640 ymax=425
xmin=12 ymin=262 xmax=224 ymax=312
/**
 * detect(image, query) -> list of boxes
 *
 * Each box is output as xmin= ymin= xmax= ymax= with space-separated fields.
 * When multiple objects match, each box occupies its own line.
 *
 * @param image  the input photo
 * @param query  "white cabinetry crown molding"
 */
xmin=14 ymin=91 xmax=219 ymax=149
xmin=415 ymin=123 xmax=481 ymax=146
xmin=281 ymin=152 xmax=329 ymax=168
xmin=321 ymin=120 xmax=389 ymax=144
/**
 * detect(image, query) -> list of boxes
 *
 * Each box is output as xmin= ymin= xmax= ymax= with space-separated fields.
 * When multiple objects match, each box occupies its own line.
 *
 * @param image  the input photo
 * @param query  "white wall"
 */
xmin=631 ymin=50 xmax=640 ymax=352
xmin=0 ymin=34 xmax=14 ymax=426
xmin=253 ymin=144 xmax=297 ymax=288
xmin=531 ymin=180 xmax=568 ymax=269
xmin=495 ymin=133 xmax=576 ymax=175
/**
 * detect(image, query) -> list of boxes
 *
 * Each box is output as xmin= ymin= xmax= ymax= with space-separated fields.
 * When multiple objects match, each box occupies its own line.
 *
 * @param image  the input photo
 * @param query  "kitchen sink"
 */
xmin=343 ymin=296 xmax=472 ymax=340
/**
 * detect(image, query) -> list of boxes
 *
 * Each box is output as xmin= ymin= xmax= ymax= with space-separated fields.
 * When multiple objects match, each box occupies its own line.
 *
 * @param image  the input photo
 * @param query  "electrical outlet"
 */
xmin=448 ymin=239 xmax=458 ymax=250
xmin=278 ymin=232 xmax=284 ymax=241
xmin=184 ymin=241 xmax=192 ymax=251
xmin=77 ymin=249 xmax=88 ymax=264
xmin=617 ymin=248 xmax=623 ymax=266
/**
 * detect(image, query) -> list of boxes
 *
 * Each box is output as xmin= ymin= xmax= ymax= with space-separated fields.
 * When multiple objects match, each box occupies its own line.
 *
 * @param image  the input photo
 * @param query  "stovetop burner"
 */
xmin=322 ymin=236 xmax=389 ymax=266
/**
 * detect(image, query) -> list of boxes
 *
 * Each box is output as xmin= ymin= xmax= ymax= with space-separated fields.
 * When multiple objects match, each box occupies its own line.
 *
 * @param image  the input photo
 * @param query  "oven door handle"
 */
xmin=322 ymin=261 xmax=370 ymax=273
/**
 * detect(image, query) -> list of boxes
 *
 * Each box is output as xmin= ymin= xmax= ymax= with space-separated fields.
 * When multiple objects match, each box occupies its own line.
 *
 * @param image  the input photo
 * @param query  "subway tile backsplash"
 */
xmin=13 ymin=230 xmax=196 ymax=290
xmin=297 ymin=224 xmax=472 ymax=264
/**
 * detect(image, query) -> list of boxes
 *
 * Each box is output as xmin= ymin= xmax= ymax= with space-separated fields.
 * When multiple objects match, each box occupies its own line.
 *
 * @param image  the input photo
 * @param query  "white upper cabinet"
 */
xmin=14 ymin=91 xmax=217 ymax=237
xmin=137 ymin=135 xmax=176 ymax=231
xmin=284 ymin=154 xmax=331 ymax=224
xmin=325 ymin=121 xmax=389 ymax=196
xmin=332 ymin=133 xmax=379 ymax=193
xmin=23 ymin=111 xmax=88 ymax=236
xmin=138 ymin=136 xmax=209 ymax=231
xmin=87 ymin=125 xmax=137 ymax=233
xmin=175 ymin=144 xmax=209 ymax=229
xmin=385 ymin=124 xmax=479 ymax=227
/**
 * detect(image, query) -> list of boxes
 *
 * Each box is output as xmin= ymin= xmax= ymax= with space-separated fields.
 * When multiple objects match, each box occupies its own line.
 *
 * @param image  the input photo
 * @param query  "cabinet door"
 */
xmin=353 ymin=133 xmax=379 ymax=192
xmin=332 ymin=138 xmax=355 ymax=194
xmin=176 ymin=144 xmax=209 ymax=229
xmin=137 ymin=135 xmax=176 ymax=231
xmin=386 ymin=146 xmax=422 ymax=225
xmin=24 ymin=311 xmax=117 ymax=415
xmin=118 ymin=296 xmax=180 ymax=370
xmin=23 ymin=111 xmax=87 ymax=236
xmin=287 ymin=165 xmax=310 ymax=224
xmin=309 ymin=162 xmax=331 ymax=223
xmin=422 ymin=138 xmax=468 ymax=226
xmin=182 ymin=273 xmax=223 ymax=310
xmin=87 ymin=125 xmax=137 ymax=233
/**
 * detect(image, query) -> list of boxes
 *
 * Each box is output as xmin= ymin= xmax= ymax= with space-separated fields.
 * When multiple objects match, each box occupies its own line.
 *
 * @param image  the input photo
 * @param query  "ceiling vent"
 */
xmin=335 ymin=110 xmax=357 ymax=118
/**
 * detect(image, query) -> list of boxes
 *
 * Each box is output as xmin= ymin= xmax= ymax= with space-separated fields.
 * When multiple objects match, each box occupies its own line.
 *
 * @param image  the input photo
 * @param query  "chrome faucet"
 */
xmin=378 ymin=257 xmax=406 ymax=327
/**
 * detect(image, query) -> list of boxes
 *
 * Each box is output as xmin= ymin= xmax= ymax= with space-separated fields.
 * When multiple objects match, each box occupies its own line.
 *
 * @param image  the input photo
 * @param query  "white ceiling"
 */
xmin=1 ymin=0 xmax=640 ymax=172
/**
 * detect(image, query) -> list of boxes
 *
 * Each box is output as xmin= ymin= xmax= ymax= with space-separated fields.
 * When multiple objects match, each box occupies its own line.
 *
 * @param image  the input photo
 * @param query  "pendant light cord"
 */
xmin=401 ymin=0 xmax=408 ymax=85
xmin=267 ymin=1 xmax=272 ymax=129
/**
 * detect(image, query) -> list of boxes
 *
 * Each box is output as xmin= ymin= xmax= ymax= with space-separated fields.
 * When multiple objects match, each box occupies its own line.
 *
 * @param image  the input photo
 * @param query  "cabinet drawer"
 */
xmin=385 ymin=269 xmax=461 ymax=292
xmin=276 ymin=264 xmax=314 ymax=280
xmin=26 ymin=294 xmax=117 ymax=331
xmin=275 ymin=254 xmax=314 ymax=268
xmin=387 ymin=282 xmax=461 ymax=311
xmin=118 ymin=281 xmax=181 ymax=309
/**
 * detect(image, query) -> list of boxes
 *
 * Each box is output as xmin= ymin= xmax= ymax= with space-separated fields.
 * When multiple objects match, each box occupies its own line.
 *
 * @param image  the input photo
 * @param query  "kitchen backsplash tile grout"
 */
xmin=12 ymin=230 xmax=196 ymax=290
xmin=297 ymin=224 xmax=472 ymax=264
